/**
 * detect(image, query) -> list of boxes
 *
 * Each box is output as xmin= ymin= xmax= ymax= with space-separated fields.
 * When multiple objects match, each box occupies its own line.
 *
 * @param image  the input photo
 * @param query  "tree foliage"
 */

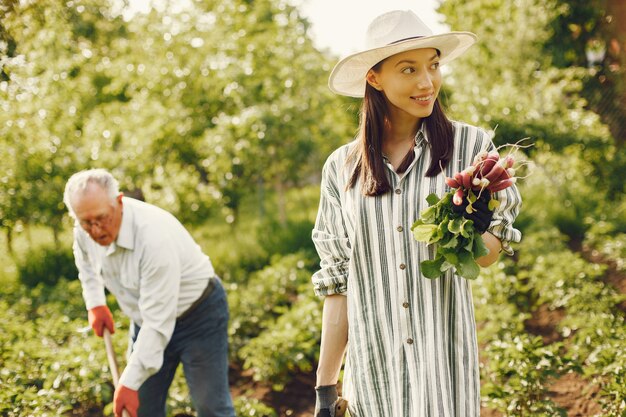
xmin=545 ymin=0 xmax=626 ymax=179
xmin=439 ymin=0 xmax=607 ymax=142
xmin=0 ymin=0 xmax=354 ymax=246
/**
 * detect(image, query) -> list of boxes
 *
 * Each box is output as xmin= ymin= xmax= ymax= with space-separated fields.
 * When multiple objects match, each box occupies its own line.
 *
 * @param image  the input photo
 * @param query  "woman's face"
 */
xmin=366 ymin=48 xmax=442 ymax=122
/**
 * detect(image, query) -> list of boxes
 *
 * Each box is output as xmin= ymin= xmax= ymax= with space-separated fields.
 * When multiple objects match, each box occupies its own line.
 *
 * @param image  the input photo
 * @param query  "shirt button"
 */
xmin=407 ymin=338 xmax=414 ymax=344
xmin=395 ymin=188 xmax=401 ymax=194
xmin=399 ymin=263 xmax=406 ymax=270
xmin=402 ymin=302 xmax=409 ymax=308
xmin=397 ymin=225 xmax=403 ymax=232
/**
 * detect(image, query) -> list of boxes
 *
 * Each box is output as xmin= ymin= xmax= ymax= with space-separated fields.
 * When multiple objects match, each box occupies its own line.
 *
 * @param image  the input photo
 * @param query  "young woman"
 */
xmin=311 ymin=10 xmax=522 ymax=417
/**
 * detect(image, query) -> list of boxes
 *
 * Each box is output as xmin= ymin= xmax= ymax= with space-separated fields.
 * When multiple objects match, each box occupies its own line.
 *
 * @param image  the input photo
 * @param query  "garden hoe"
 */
xmin=103 ymin=328 xmax=131 ymax=417
xmin=334 ymin=397 xmax=348 ymax=417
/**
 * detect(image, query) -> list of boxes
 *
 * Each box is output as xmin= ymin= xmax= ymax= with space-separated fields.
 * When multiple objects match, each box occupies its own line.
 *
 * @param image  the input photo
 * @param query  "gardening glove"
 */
xmin=452 ymin=189 xmax=494 ymax=234
xmin=88 ymin=305 xmax=115 ymax=337
xmin=114 ymin=384 xmax=139 ymax=417
xmin=315 ymin=385 xmax=338 ymax=417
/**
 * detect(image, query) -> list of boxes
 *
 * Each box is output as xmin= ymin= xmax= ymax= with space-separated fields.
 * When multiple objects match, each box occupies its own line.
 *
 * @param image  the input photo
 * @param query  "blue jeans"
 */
xmin=130 ymin=278 xmax=235 ymax=417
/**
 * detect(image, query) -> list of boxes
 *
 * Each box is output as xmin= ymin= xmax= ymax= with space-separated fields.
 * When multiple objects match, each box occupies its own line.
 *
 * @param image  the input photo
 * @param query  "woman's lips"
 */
xmin=411 ymin=94 xmax=433 ymax=102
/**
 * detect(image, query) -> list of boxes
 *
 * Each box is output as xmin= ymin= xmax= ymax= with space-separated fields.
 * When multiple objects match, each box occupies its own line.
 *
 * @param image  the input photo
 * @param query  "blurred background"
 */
xmin=0 ymin=0 xmax=624 ymax=416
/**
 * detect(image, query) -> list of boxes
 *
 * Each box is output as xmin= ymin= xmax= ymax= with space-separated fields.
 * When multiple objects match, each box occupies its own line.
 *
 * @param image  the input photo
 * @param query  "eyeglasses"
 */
xmin=78 ymin=212 xmax=113 ymax=230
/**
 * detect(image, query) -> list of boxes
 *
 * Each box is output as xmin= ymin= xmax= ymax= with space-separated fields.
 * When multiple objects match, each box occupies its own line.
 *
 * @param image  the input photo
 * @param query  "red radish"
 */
xmin=484 ymin=160 xmax=506 ymax=182
xmin=492 ymin=167 xmax=511 ymax=183
xmin=461 ymin=170 xmax=472 ymax=189
xmin=473 ymin=151 xmax=488 ymax=164
xmin=488 ymin=177 xmax=516 ymax=193
xmin=445 ymin=177 xmax=460 ymax=188
xmin=453 ymin=188 xmax=464 ymax=205
xmin=476 ymin=157 xmax=497 ymax=176
xmin=454 ymin=172 xmax=464 ymax=187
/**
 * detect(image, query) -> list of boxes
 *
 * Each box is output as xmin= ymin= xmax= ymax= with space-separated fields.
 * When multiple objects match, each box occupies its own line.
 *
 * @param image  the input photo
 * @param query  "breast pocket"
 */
xmin=119 ymin=256 xmax=140 ymax=290
xmin=120 ymin=273 xmax=139 ymax=290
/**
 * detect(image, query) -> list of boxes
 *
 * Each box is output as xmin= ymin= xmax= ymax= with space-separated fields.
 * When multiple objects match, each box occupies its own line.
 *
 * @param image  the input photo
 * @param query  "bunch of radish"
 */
xmin=444 ymin=150 xmax=519 ymax=210
xmin=412 ymin=142 xmax=528 ymax=279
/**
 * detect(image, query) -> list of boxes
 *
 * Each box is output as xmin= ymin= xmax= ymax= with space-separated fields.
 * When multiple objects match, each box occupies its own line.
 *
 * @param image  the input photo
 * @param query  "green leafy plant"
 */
xmin=233 ymin=397 xmax=277 ymax=417
xmin=16 ymin=244 xmax=78 ymax=288
xmin=412 ymin=146 xmax=526 ymax=279
xmin=411 ymin=192 xmax=489 ymax=279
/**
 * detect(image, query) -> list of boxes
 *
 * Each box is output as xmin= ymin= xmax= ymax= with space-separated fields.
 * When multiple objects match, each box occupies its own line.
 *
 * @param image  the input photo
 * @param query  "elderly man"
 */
xmin=63 ymin=168 xmax=235 ymax=417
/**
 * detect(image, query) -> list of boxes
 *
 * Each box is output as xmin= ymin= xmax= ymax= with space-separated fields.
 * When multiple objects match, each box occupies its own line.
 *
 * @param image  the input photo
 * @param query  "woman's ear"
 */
xmin=366 ymin=70 xmax=383 ymax=91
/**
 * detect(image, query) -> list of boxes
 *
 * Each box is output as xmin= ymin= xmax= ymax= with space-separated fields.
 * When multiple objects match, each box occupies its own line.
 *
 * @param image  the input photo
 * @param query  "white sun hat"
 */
xmin=328 ymin=10 xmax=477 ymax=97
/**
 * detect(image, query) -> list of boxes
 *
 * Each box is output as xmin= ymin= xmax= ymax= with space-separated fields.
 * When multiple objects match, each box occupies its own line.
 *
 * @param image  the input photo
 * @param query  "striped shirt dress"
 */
xmin=312 ymin=121 xmax=522 ymax=417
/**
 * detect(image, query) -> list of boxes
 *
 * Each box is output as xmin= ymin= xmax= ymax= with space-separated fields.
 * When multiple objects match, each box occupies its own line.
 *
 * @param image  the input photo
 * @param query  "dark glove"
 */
xmin=452 ymin=189 xmax=494 ymax=234
xmin=315 ymin=385 xmax=338 ymax=417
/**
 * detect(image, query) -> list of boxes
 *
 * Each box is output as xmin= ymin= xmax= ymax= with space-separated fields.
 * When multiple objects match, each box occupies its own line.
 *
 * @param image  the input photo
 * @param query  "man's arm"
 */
xmin=73 ymin=228 xmax=107 ymax=309
xmin=118 ymin=237 xmax=181 ymax=390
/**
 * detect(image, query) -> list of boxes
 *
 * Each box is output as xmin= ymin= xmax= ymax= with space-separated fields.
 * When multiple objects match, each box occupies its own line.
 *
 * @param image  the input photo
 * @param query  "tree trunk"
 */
xmin=604 ymin=0 xmax=626 ymax=145
xmin=275 ymin=179 xmax=287 ymax=227
xmin=5 ymin=227 xmax=14 ymax=258
xmin=52 ymin=226 xmax=60 ymax=248
xmin=257 ymin=177 xmax=266 ymax=220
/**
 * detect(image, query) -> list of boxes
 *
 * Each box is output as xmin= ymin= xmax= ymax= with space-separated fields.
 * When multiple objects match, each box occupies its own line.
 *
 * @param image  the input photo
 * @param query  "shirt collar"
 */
xmin=381 ymin=123 xmax=428 ymax=163
xmin=415 ymin=123 xmax=428 ymax=147
xmin=114 ymin=197 xmax=135 ymax=251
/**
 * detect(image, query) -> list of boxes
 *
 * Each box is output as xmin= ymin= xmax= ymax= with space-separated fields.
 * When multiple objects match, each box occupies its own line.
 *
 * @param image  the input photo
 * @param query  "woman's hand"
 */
xmin=476 ymin=232 xmax=502 ymax=267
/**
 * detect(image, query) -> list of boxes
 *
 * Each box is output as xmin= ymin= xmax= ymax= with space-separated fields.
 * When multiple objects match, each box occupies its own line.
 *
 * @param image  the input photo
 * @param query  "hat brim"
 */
xmin=328 ymin=32 xmax=477 ymax=98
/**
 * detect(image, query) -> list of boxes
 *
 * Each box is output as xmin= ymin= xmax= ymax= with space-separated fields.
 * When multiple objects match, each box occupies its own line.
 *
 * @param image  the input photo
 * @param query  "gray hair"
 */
xmin=63 ymin=168 xmax=120 ymax=218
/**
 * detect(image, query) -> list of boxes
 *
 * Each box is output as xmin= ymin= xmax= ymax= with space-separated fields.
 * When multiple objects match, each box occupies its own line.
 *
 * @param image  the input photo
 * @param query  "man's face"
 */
xmin=72 ymin=182 xmax=123 ymax=246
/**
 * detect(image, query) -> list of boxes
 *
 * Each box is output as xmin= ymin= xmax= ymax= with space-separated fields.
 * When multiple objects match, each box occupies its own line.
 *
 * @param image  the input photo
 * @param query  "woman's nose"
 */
xmin=416 ymin=70 xmax=433 ymax=89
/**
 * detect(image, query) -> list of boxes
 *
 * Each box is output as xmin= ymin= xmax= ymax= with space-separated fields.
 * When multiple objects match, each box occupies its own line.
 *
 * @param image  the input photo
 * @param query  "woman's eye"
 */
xmin=402 ymin=67 xmax=415 ymax=74
xmin=431 ymin=62 xmax=440 ymax=70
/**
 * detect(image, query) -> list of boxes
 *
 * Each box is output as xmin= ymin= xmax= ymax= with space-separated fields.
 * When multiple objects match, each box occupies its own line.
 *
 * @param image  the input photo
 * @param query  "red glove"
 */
xmin=87 ymin=305 xmax=115 ymax=337
xmin=114 ymin=384 xmax=139 ymax=417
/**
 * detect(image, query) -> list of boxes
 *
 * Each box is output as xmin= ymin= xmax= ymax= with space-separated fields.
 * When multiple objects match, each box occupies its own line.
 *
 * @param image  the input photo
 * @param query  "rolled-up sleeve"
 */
xmin=481 ymin=138 xmax=523 ymax=255
xmin=312 ymin=158 xmax=351 ymax=296
xmin=73 ymin=227 xmax=107 ymax=310
xmin=489 ymin=183 xmax=522 ymax=255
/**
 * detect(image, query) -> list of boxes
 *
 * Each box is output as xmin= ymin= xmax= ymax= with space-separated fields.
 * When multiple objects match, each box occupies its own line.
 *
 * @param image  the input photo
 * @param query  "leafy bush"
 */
xmin=475 ymin=213 xmax=626 ymax=415
xmin=16 ymin=244 xmax=78 ymax=288
xmin=585 ymin=215 xmax=626 ymax=271
xmin=0 ymin=279 xmax=112 ymax=416
xmin=482 ymin=334 xmax=570 ymax=416
xmin=233 ymin=396 xmax=277 ymax=417
xmin=227 ymin=252 xmax=316 ymax=355
xmin=257 ymin=217 xmax=316 ymax=257
xmin=517 ymin=146 xmax=606 ymax=244
xmin=240 ymin=294 xmax=321 ymax=391
xmin=192 ymin=221 xmax=270 ymax=284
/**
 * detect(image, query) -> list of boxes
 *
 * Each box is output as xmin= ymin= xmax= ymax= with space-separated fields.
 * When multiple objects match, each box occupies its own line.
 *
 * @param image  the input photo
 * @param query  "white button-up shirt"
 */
xmin=72 ymin=197 xmax=215 ymax=389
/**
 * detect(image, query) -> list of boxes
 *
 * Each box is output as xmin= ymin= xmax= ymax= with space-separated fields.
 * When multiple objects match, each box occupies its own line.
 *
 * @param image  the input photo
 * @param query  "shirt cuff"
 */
xmin=500 ymin=239 xmax=515 ymax=256
xmin=118 ymin=361 xmax=146 ymax=391
xmin=84 ymin=293 xmax=107 ymax=311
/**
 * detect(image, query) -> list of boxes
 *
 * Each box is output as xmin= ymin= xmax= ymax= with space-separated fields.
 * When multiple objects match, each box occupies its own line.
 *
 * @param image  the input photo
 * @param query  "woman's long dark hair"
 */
xmin=346 ymin=69 xmax=455 ymax=196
